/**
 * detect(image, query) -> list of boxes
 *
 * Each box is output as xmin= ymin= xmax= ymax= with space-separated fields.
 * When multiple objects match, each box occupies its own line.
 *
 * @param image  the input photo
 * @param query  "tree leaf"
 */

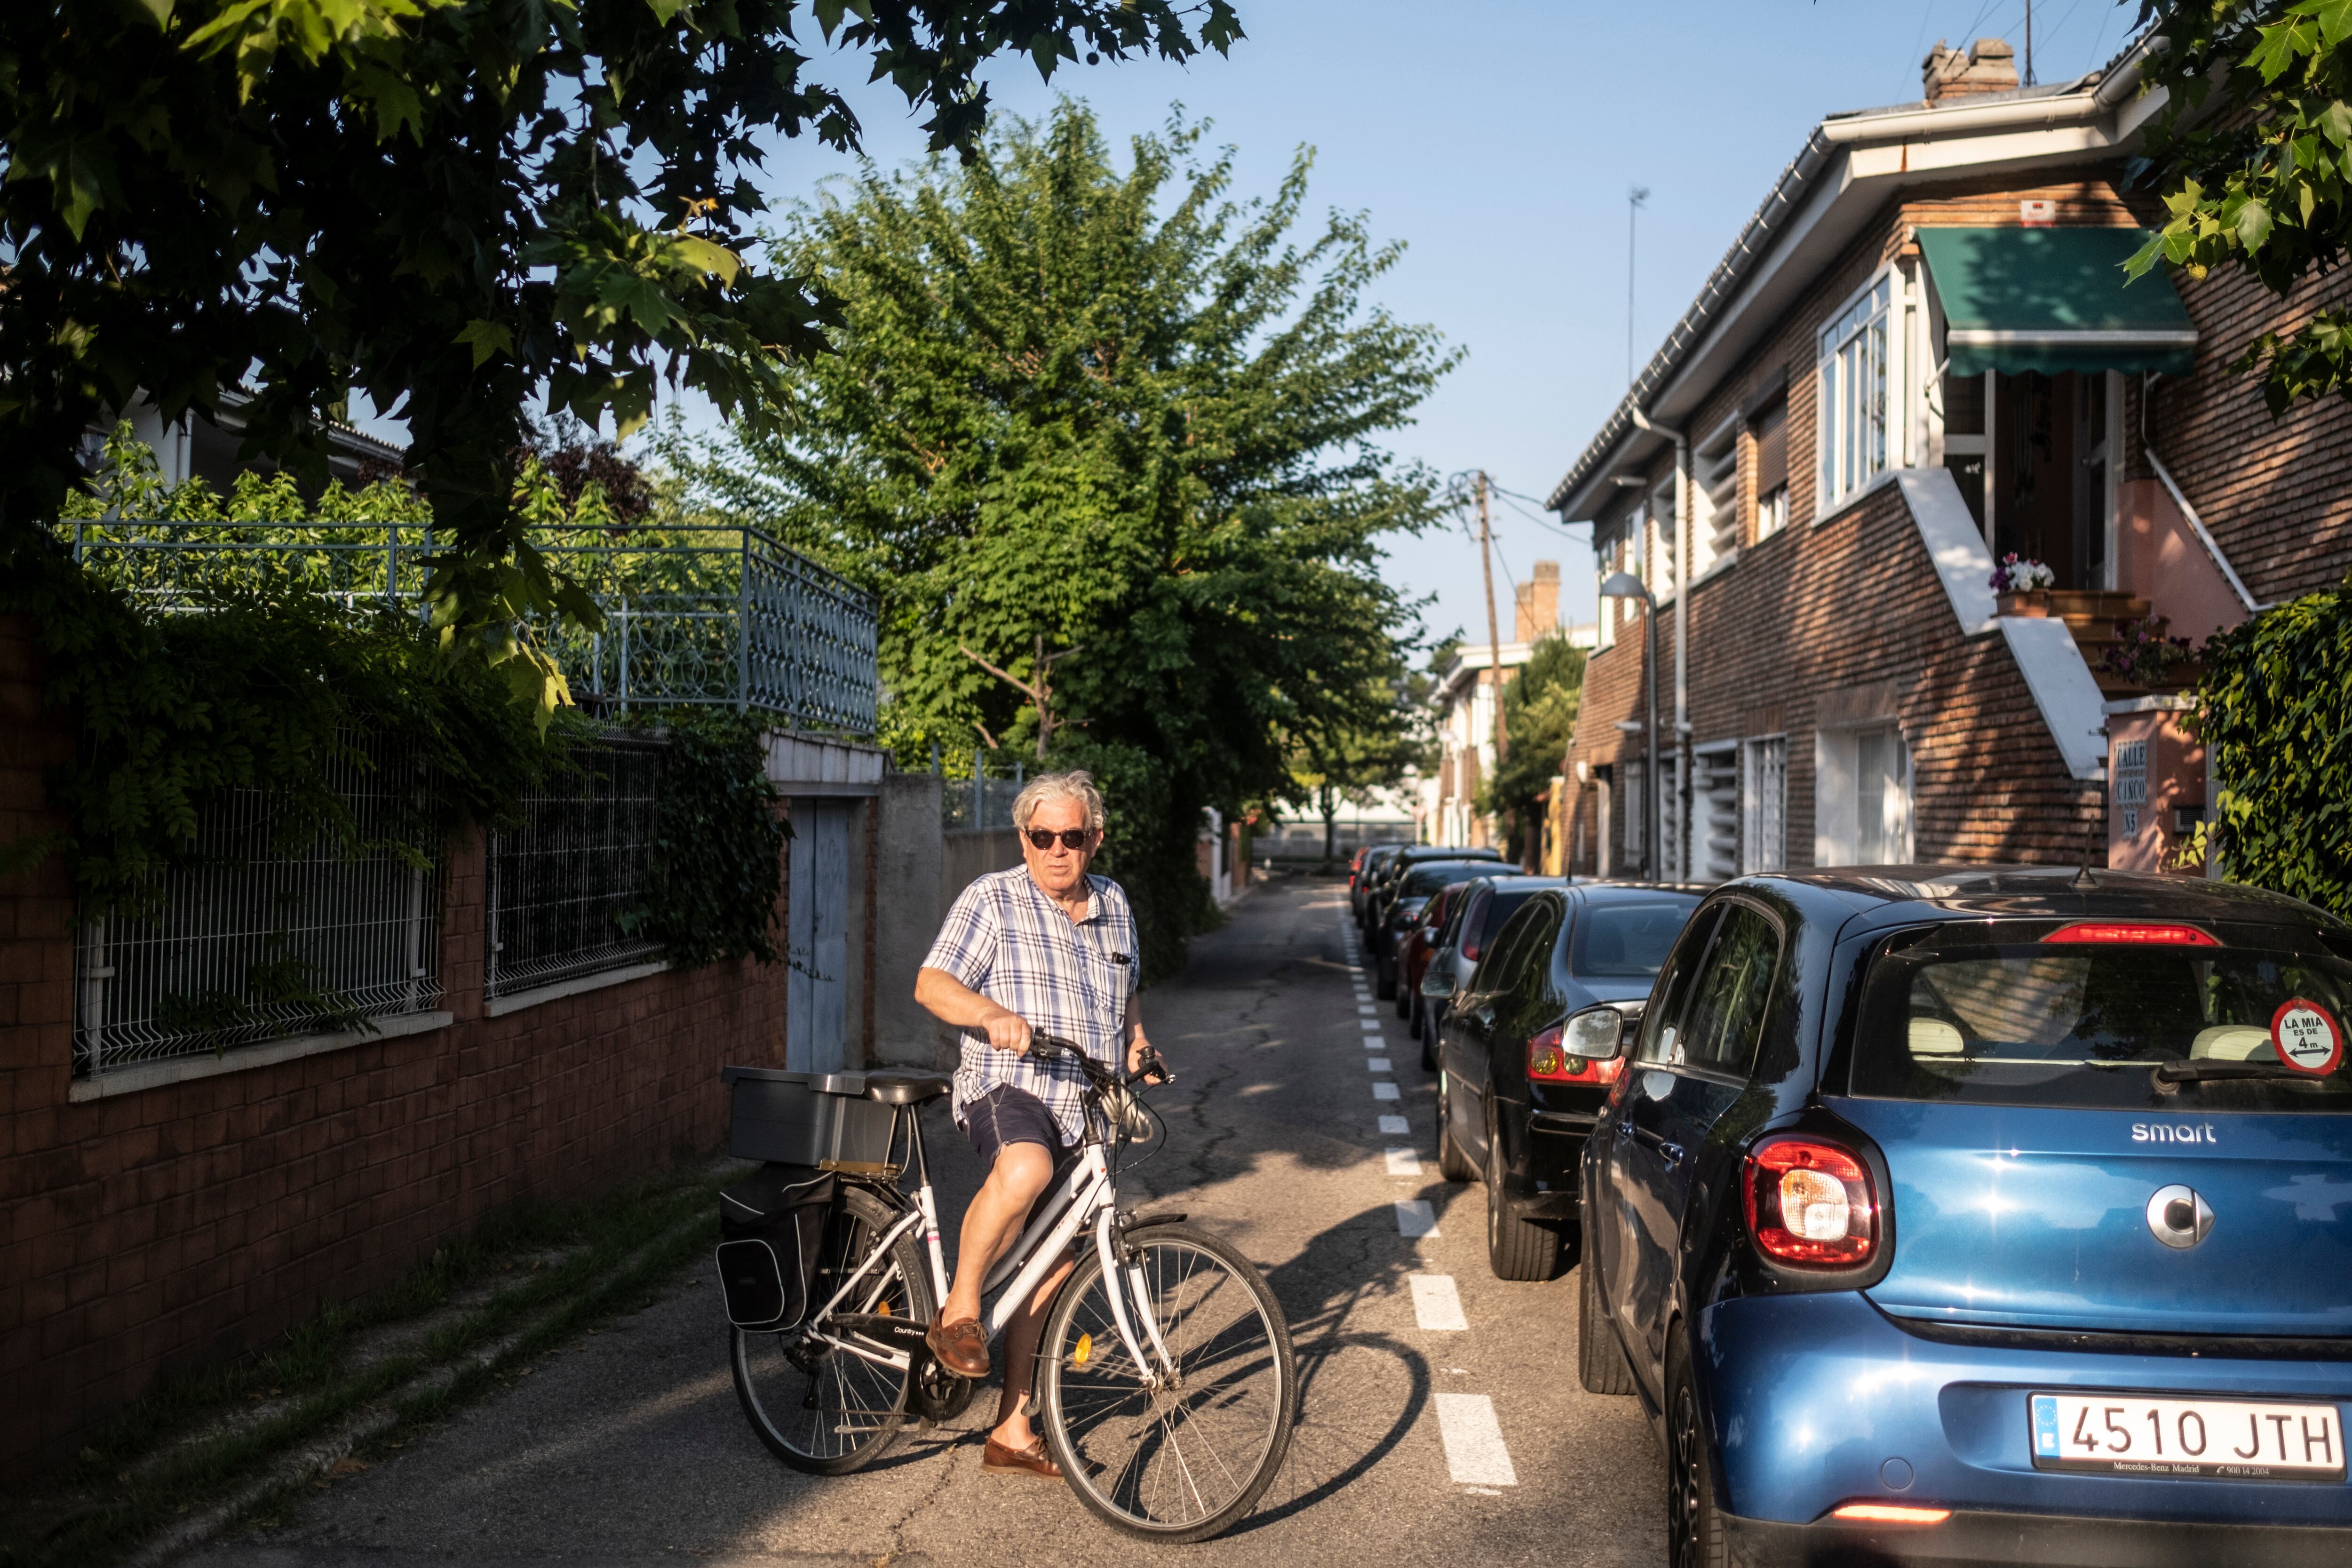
xmin=453 ymin=318 xmax=515 ymax=367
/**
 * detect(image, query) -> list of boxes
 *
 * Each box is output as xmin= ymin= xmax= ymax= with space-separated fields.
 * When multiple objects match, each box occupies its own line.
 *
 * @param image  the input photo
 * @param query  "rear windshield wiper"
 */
xmin=2153 ymin=1060 xmax=2324 ymax=1090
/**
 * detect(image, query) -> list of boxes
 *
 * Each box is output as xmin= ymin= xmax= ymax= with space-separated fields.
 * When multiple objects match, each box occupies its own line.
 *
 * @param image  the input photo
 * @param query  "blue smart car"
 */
xmin=1579 ymin=868 xmax=2352 ymax=1564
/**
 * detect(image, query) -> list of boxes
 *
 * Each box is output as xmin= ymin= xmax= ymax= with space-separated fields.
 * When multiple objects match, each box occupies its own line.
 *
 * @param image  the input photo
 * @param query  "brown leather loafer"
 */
xmin=925 ymin=1316 xmax=990 ymax=1378
xmin=983 ymin=1434 xmax=1062 ymax=1479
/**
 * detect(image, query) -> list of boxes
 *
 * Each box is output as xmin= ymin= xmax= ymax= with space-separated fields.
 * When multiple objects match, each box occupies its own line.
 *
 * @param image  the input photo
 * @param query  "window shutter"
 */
xmin=1752 ymin=397 xmax=1788 ymax=495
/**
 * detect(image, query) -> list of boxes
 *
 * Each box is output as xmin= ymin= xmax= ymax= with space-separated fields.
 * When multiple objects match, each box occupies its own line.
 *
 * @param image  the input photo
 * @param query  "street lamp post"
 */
xmin=1600 ymin=571 xmax=1661 ymax=882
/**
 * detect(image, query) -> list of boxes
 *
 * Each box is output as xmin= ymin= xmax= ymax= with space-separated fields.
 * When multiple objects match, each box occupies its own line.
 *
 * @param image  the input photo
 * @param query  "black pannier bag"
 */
xmin=715 ymin=1164 xmax=835 ymax=1331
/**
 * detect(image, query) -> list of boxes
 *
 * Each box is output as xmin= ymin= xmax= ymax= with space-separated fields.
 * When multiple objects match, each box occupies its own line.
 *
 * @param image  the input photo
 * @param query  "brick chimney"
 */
xmin=1922 ymin=38 xmax=2017 ymax=103
xmin=1513 ymin=560 xmax=1559 ymax=643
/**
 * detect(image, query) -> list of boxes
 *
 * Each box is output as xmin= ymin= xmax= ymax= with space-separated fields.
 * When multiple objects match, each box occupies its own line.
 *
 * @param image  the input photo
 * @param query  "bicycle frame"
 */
xmin=797 ymin=1091 xmax=1176 ymax=1387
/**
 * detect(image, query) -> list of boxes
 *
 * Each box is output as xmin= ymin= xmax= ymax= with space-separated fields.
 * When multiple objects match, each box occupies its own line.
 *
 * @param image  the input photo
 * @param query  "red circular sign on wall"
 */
xmin=2270 ymin=998 xmax=2345 ymax=1077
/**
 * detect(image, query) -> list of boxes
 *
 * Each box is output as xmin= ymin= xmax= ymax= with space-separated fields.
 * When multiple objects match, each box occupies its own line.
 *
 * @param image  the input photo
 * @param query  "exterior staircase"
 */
xmin=1996 ymin=589 xmax=2199 ymax=696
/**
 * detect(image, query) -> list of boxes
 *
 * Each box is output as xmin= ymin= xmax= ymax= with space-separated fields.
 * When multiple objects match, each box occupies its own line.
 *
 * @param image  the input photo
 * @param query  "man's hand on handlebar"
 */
xmin=983 ymin=1009 xmax=1033 ymax=1054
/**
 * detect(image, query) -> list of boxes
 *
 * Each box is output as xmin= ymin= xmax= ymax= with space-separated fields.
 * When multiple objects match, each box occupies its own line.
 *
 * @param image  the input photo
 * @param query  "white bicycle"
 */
xmin=723 ymin=1035 xmax=1297 ymax=1543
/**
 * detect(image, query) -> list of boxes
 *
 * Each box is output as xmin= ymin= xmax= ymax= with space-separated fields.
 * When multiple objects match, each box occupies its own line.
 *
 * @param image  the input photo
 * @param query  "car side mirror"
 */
xmin=1564 ymin=1005 xmax=1628 ymax=1059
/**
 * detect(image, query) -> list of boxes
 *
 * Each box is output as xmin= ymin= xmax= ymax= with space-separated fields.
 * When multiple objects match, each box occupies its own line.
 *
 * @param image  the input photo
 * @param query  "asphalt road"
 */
xmin=186 ymin=876 xmax=1666 ymax=1567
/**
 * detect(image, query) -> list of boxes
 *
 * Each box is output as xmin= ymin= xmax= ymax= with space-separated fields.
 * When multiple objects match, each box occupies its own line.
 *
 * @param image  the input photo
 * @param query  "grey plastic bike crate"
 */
xmin=722 ymin=1067 xmax=900 ymax=1170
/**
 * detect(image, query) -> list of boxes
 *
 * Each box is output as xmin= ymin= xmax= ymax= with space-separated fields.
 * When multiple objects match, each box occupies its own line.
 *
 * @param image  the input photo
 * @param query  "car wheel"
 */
xmin=1375 ymin=954 xmax=1396 ymax=1000
xmin=1484 ymin=1114 xmax=1563 ymax=1281
xmin=1395 ymin=975 xmax=1412 ymax=1020
xmin=1577 ymin=1254 xmax=1636 ymax=1396
xmin=1434 ymin=1077 xmax=1477 ymax=1182
xmin=1665 ymin=1334 xmax=1731 ymax=1568
xmin=1419 ymin=1013 xmax=1437 ymax=1072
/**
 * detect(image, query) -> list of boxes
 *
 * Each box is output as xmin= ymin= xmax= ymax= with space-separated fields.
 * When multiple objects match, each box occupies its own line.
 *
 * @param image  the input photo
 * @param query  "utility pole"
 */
xmin=1627 ymin=186 xmax=1650 ymax=387
xmin=1476 ymin=470 xmax=1508 ymax=847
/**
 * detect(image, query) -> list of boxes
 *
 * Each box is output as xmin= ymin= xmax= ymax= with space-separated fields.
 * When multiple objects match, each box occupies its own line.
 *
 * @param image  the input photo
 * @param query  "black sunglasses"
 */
xmin=1025 ymin=828 xmax=1093 ymax=851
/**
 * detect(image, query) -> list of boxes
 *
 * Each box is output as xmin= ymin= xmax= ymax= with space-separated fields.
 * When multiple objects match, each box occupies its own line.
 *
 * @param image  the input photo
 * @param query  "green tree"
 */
xmin=1287 ymin=656 xmax=1430 ymax=868
xmin=2130 ymin=1 xmax=2352 ymax=413
xmin=1476 ymin=631 xmax=1584 ymax=865
xmin=1 ymin=0 xmax=1238 ymax=716
xmin=668 ymin=102 xmax=1452 ymax=974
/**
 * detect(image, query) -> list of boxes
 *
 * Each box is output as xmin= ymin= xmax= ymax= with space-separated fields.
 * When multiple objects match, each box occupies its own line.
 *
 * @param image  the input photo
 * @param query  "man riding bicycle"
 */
xmin=912 ymin=769 xmax=1162 ymax=1481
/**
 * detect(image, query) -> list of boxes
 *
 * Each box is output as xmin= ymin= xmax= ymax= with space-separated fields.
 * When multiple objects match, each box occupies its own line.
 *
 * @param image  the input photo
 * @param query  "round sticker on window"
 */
xmin=2269 ymin=998 xmax=2345 ymax=1077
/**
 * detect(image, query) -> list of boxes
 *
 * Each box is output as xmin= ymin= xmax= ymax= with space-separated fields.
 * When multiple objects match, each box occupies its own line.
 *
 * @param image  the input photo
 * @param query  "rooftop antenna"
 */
xmin=1627 ymin=185 xmax=1650 ymax=387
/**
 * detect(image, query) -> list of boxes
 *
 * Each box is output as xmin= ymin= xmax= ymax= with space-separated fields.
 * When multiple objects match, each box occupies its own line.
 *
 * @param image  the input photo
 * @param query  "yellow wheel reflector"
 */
xmin=1073 ymin=1332 xmax=1093 ymax=1367
xmin=877 ymin=1302 xmax=891 ymax=1316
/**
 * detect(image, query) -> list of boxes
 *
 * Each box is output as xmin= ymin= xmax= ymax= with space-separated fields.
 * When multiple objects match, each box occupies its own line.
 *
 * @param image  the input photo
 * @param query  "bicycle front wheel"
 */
xmin=731 ymin=1185 xmax=932 ymax=1475
xmin=1038 ymin=1222 xmax=1296 ymax=1543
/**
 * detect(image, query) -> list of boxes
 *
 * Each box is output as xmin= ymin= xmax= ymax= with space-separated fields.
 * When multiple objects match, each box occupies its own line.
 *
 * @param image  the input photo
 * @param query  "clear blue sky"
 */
xmin=365 ymin=0 xmax=2143 ymax=656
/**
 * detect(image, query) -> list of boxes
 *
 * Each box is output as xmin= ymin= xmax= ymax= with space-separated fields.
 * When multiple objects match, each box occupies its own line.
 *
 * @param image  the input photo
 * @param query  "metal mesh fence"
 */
xmin=73 ymin=741 xmax=442 ymax=1078
xmin=485 ymin=737 xmax=667 ymax=1000
xmin=941 ymin=775 xmax=1025 ymax=832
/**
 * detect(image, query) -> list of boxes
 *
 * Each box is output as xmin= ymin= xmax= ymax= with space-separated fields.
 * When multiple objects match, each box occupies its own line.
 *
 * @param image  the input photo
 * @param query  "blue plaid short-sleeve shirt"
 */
xmin=922 ymin=868 xmax=1140 ymax=1145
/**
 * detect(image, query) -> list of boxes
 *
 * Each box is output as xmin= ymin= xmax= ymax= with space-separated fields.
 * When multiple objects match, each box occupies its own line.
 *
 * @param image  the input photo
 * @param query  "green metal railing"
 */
xmin=60 ymin=519 xmax=879 ymax=733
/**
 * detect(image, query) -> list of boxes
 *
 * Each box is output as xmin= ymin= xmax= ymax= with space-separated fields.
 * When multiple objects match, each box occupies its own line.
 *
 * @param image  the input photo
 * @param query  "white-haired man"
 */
xmin=912 ymin=768 xmax=1161 ymax=1479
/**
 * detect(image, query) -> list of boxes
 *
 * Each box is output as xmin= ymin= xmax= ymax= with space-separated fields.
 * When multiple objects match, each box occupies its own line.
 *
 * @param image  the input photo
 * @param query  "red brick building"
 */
xmin=1549 ymin=34 xmax=2344 ymax=881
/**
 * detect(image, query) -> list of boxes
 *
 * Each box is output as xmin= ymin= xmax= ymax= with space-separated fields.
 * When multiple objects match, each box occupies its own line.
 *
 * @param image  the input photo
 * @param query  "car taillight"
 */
xmin=1528 ymin=1024 xmax=1625 ymax=1085
xmin=1831 ymin=1504 xmax=1948 ymax=1525
xmin=1744 ymin=1137 xmax=1877 ymax=1266
xmin=2043 ymin=921 xmax=2219 ymax=947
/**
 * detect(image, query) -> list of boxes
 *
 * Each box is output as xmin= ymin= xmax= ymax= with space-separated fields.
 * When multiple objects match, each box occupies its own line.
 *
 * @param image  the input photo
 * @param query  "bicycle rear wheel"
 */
xmin=1038 ymin=1222 xmax=1296 ymax=1543
xmin=731 ymin=1185 xmax=933 ymax=1475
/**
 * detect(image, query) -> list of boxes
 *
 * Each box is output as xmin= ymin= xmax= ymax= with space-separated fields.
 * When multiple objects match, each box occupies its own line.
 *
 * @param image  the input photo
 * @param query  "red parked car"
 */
xmin=1397 ymin=880 xmax=1472 ymax=1027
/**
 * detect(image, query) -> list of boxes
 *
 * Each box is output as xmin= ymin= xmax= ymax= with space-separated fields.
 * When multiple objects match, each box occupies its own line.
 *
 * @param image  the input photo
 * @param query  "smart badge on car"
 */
xmin=2030 ymin=1393 xmax=2347 ymax=1480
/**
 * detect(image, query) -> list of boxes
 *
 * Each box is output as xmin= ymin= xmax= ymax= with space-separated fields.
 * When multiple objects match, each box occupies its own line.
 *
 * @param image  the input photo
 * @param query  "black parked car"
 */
xmin=1365 ymin=844 xmax=1501 ymax=933
xmin=1351 ymin=844 xmax=1403 ymax=931
xmin=1415 ymin=873 xmax=1557 ymax=1068
xmin=1373 ymin=858 xmax=1498 ymax=999
xmin=1436 ymin=883 xmax=1701 ymax=1279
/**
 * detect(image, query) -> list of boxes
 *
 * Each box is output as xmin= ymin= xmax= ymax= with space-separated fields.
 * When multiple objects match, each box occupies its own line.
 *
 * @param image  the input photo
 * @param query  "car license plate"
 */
xmin=2030 ymin=1392 xmax=2345 ymax=1480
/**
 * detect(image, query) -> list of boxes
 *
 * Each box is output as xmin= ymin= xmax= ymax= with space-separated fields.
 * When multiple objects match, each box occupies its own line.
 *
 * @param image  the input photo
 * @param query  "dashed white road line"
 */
xmin=1367 ymin=1057 xmax=1392 ymax=1073
xmin=1372 ymin=1081 xmax=1400 ymax=1101
xmin=1384 ymin=1146 xmax=1422 ymax=1176
xmin=1433 ymin=1393 xmax=1518 ymax=1486
xmin=1360 ymin=1020 xmax=1383 ymax=1033
xmin=1394 ymin=1198 xmax=1440 ymax=1237
xmin=1409 ymin=1274 xmax=1468 ymax=1331
xmin=1378 ymin=1114 xmax=1410 ymax=1135
xmin=1356 ymin=1004 xmax=1377 ymax=1015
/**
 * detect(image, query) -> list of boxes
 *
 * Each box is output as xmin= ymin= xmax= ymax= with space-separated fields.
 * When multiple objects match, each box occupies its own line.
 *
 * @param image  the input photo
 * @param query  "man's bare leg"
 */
xmin=943 ymin=1141 xmax=1053 ymax=1325
xmin=993 ymin=1255 xmax=1076 ymax=1449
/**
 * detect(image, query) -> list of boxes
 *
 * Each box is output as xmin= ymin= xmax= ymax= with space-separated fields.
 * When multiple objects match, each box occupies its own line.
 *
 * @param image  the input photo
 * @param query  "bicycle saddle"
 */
xmin=862 ymin=1071 xmax=952 ymax=1106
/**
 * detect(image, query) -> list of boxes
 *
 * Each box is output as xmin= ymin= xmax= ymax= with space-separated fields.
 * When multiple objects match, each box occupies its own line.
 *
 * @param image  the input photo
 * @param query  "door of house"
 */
xmin=1991 ymin=370 xmax=2112 ymax=589
xmin=787 ymin=798 xmax=853 ymax=1073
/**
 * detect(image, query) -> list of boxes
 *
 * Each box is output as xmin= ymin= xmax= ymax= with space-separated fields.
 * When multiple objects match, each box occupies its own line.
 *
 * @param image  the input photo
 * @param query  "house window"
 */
xmin=1750 ymin=393 xmax=1788 ymax=539
xmin=1814 ymin=721 xmax=1912 ymax=868
xmin=1818 ymin=274 xmax=1894 ymax=510
xmin=1740 ymin=736 xmax=1786 ymax=874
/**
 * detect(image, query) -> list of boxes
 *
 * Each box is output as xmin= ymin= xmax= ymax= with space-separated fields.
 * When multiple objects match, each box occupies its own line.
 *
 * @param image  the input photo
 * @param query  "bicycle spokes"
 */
xmin=1045 ymin=1229 xmax=1295 ymax=1538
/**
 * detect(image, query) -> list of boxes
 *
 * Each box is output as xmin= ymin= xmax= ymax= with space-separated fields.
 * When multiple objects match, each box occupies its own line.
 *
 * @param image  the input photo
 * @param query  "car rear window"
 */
xmin=1851 ymin=934 xmax=2352 ymax=1112
xmin=1470 ymin=888 xmax=1542 ymax=952
xmin=1403 ymin=863 xmax=1482 ymax=898
xmin=1571 ymin=901 xmax=1696 ymax=978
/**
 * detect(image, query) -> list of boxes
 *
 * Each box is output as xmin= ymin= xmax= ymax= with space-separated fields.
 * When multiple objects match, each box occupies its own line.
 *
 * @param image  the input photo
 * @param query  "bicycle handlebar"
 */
xmin=1027 ymin=1032 xmax=1175 ymax=1087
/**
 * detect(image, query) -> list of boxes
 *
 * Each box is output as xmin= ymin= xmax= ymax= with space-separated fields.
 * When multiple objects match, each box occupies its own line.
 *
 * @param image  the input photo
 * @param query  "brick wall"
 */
xmin=2134 ymin=260 xmax=2352 ymax=605
xmin=0 ymin=616 xmax=789 ymax=1465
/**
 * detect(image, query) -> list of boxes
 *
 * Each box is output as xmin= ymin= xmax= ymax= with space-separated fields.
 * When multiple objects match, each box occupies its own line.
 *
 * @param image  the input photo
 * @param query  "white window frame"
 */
xmin=1812 ymin=720 xmax=1914 ymax=868
xmin=1815 ymin=268 xmax=1905 ymax=517
xmin=1740 ymin=735 xmax=1787 ymax=875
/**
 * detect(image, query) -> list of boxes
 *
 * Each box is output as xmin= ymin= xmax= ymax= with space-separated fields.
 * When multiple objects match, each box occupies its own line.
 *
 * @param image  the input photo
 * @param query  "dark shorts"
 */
xmin=965 ymin=1083 xmax=1075 ymax=1170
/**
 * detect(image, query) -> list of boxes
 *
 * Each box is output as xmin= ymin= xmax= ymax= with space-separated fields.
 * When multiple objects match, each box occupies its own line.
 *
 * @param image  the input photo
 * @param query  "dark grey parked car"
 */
xmin=1415 ymin=874 xmax=1558 ymax=1067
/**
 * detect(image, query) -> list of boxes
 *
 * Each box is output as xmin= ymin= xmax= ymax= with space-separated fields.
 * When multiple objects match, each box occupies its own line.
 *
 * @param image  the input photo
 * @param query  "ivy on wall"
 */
xmin=2189 ymin=582 xmax=2352 ymax=919
xmin=617 ymin=708 xmax=787 ymax=969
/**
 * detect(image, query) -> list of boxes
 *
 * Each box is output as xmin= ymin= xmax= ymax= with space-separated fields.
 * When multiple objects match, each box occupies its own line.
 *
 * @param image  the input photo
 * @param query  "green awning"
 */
xmin=1918 ymin=226 xmax=2197 ymax=379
